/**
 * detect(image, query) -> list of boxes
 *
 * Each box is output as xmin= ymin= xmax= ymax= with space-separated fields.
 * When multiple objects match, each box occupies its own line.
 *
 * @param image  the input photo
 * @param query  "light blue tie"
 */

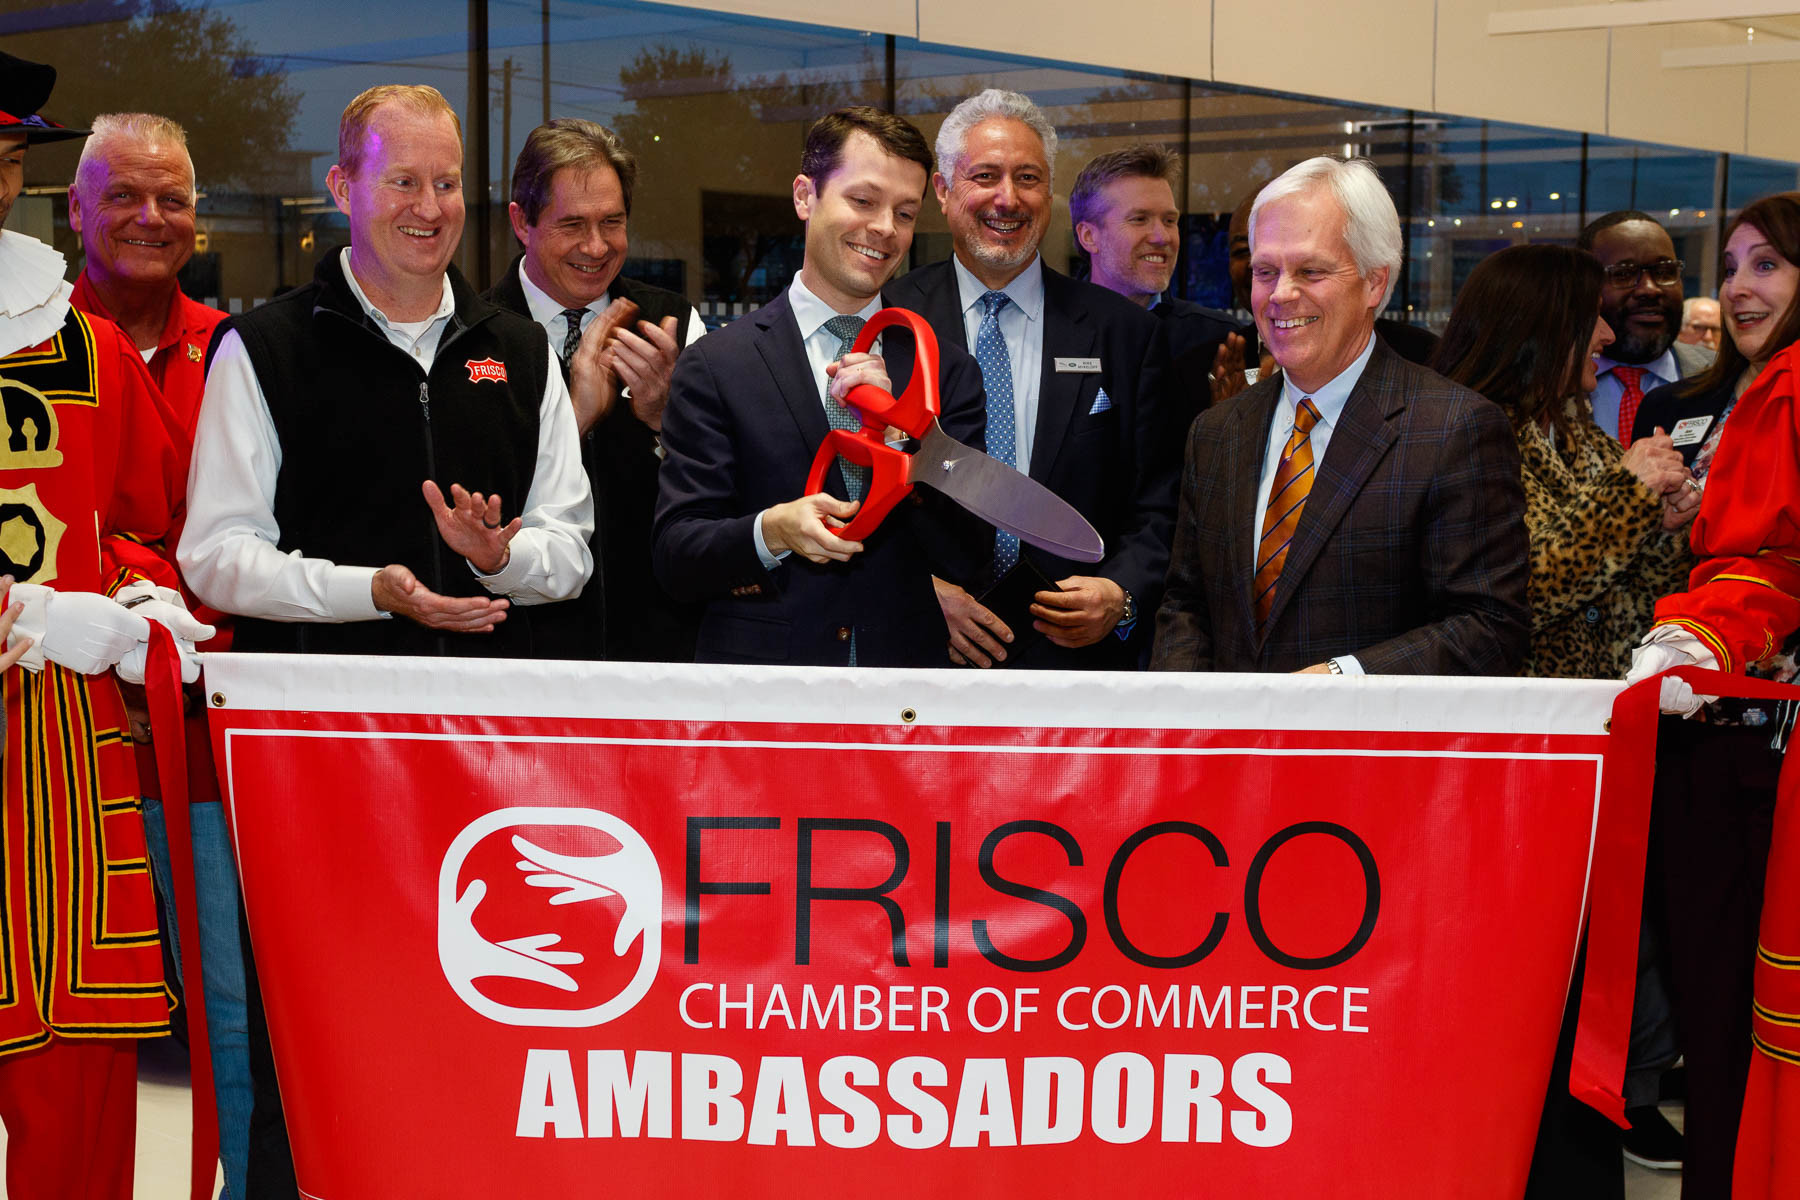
xmin=821 ymin=314 xmax=867 ymax=667
xmin=976 ymin=291 xmax=1020 ymax=573
xmin=821 ymin=314 xmax=870 ymax=502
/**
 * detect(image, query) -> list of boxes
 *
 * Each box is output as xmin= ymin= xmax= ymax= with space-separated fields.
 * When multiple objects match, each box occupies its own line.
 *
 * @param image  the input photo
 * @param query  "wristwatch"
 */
xmin=1113 ymin=588 xmax=1138 ymax=642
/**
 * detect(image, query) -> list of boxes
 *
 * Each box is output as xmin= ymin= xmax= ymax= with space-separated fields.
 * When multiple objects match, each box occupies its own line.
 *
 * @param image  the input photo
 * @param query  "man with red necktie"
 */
xmin=1578 ymin=211 xmax=1714 ymax=446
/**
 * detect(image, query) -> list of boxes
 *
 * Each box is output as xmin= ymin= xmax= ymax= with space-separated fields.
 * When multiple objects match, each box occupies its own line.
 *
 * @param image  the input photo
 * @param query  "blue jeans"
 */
xmin=143 ymin=797 xmax=251 ymax=1200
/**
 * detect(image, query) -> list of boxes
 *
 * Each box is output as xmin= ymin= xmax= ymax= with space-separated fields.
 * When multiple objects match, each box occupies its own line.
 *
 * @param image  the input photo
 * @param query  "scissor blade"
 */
xmin=911 ymin=423 xmax=1105 ymax=563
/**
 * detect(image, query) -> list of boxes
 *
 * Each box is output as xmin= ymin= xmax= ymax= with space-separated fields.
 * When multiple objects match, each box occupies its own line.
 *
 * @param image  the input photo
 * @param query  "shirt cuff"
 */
xmin=753 ymin=510 xmax=789 ymax=571
xmin=471 ymin=543 xmax=531 ymax=595
xmin=331 ymin=566 xmax=386 ymax=621
xmin=1331 ymin=656 xmax=1365 ymax=676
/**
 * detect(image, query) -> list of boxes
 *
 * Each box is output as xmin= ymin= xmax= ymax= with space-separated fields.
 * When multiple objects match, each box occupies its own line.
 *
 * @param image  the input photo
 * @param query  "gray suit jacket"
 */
xmin=1671 ymin=340 xmax=1716 ymax=381
xmin=1151 ymin=336 xmax=1530 ymax=675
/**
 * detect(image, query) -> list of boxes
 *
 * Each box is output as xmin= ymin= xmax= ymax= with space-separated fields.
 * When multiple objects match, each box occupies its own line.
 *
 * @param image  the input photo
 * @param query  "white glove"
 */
xmin=8 ymin=584 xmax=150 ymax=676
xmin=1625 ymin=636 xmax=1717 ymax=717
xmin=111 ymin=583 xmax=215 ymax=685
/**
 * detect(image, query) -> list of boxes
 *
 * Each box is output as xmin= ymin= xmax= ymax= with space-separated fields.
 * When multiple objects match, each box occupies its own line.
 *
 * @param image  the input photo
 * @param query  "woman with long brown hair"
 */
xmin=1432 ymin=243 xmax=1696 ymax=680
xmin=1433 ymin=244 xmax=1699 ymax=1196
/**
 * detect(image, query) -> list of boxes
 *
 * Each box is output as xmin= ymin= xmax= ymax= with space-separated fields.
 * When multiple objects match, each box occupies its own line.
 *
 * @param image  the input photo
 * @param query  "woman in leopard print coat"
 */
xmin=1432 ymin=244 xmax=1697 ymax=679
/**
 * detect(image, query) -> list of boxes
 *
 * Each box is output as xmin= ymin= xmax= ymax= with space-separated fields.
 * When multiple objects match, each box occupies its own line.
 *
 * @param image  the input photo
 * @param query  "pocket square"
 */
xmin=1089 ymin=387 xmax=1112 ymax=415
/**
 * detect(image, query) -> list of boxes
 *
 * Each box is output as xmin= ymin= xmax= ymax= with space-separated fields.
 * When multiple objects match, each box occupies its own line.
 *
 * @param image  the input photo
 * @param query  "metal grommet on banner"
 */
xmin=900 ymin=707 xmax=917 ymax=724
xmin=1603 ymin=717 xmax=1611 ymax=732
xmin=211 ymin=692 xmax=227 ymax=707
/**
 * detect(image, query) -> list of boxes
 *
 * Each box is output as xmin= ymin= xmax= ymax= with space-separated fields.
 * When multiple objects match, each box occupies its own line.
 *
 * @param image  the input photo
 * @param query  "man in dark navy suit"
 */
xmin=1070 ymin=144 xmax=1248 ymax=425
xmin=886 ymin=90 xmax=1179 ymax=671
xmin=653 ymin=107 xmax=987 ymax=667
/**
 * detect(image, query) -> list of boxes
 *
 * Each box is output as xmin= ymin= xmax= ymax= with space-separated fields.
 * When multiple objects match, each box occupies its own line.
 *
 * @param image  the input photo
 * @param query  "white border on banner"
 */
xmin=221 ymin=719 xmax=1605 ymax=1194
xmin=198 ymin=654 xmax=1622 ymax=736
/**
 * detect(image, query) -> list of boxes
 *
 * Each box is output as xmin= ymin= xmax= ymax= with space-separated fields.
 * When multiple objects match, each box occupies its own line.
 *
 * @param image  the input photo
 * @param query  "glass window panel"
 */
xmin=1405 ymin=117 xmax=1586 ymax=329
xmin=1181 ymin=86 xmax=1408 ymax=316
xmin=1586 ymin=134 xmax=1719 ymax=300
xmin=496 ymin=1 xmax=882 ymax=321
xmin=893 ymin=42 xmax=1185 ymax=299
xmin=1728 ymin=153 xmax=1800 ymax=212
xmin=7 ymin=0 xmax=1799 ymax=340
xmin=2 ymin=0 xmax=478 ymax=310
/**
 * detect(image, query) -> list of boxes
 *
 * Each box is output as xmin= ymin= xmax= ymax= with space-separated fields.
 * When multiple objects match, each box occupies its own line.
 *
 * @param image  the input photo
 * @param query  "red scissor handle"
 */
xmin=802 ymin=308 xmax=941 ymax=545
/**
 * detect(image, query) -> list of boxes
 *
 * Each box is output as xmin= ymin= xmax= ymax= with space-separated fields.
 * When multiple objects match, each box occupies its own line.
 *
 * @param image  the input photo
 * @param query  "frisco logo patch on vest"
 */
xmin=466 ymin=357 xmax=508 ymax=384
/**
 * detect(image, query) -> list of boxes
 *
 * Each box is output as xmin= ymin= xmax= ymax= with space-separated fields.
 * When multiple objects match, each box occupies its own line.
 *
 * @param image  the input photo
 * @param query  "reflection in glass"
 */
xmin=0 ymin=0 xmax=1788 ymax=334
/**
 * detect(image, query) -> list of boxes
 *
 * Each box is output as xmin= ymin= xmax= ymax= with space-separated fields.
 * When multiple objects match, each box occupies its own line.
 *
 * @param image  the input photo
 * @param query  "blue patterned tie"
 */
xmin=821 ymin=314 xmax=870 ymax=501
xmin=559 ymin=308 xmax=588 ymax=362
xmin=975 ymin=291 xmax=1020 ymax=573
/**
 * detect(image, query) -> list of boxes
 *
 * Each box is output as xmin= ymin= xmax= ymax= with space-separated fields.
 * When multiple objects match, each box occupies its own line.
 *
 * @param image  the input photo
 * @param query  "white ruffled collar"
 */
xmin=0 ymin=230 xmax=74 ymax=360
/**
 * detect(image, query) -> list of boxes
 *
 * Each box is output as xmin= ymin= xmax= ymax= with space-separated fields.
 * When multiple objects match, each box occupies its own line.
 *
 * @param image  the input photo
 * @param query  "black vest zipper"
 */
xmin=418 ymin=376 xmax=452 ymax=657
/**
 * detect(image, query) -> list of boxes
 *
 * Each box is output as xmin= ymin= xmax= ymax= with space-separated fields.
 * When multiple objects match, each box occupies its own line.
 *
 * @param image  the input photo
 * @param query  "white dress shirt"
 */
xmin=1252 ymin=330 xmax=1378 ymax=674
xmin=516 ymin=265 xmax=707 ymax=355
xmin=950 ymin=254 xmax=1045 ymax=473
xmin=179 ymin=248 xmax=595 ymax=622
xmin=751 ymin=273 xmax=886 ymax=568
xmin=1589 ymin=348 xmax=1678 ymax=439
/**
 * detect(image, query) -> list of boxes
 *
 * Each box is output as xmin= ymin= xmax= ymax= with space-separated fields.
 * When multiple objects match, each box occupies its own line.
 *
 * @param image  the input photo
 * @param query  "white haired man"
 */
xmin=66 ymin=111 xmax=251 ymax=1200
xmin=1151 ymin=155 xmax=1529 ymax=675
xmin=886 ymin=88 xmax=1179 ymax=671
xmin=1679 ymin=295 xmax=1720 ymax=351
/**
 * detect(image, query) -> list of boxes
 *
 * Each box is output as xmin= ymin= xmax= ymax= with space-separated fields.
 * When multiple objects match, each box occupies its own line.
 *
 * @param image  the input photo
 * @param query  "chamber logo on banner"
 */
xmin=437 ymin=806 xmax=662 ymax=1027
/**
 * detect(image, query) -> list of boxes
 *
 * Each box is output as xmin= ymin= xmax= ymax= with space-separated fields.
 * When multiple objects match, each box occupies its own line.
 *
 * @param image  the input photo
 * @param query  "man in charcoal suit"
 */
xmin=1151 ymin=155 xmax=1528 ymax=676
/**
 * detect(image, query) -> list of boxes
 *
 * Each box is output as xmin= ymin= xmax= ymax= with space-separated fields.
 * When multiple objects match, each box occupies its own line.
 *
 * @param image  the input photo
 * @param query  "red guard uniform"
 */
xmin=0 ymin=306 xmax=189 ymax=1198
xmin=1649 ymin=342 xmax=1800 ymax=1198
xmin=70 ymin=273 xmax=228 ymax=641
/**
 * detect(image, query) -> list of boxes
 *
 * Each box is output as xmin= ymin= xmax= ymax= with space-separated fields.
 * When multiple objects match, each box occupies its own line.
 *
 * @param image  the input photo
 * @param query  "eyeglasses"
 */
xmin=1603 ymin=259 xmax=1685 ymax=288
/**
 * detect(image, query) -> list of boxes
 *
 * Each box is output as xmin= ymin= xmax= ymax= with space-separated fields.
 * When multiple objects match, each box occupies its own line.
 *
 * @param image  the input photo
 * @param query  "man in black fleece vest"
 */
xmin=175 ymin=84 xmax=594 ymax=1199
xmin=179 ymin=85 xmax=593 ymax=661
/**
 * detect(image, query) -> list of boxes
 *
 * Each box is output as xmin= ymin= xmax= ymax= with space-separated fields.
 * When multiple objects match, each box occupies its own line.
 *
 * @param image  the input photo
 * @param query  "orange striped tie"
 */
xmin=1254 ymin=397 xmax=1323 ymax=630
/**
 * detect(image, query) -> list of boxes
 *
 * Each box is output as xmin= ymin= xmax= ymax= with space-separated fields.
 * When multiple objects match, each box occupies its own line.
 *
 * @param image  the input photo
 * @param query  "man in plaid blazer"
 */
xmin=1152 ymin=156 xmax=1528 ymax=676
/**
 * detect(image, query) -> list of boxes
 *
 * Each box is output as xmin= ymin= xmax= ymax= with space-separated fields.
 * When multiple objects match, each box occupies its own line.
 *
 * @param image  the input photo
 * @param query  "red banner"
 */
xmin=207 ymin=658 xmax=1632 ymax=1199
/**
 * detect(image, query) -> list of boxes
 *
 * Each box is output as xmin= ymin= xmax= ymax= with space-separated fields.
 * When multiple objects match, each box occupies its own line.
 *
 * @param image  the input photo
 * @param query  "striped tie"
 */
xmin=1254 ymin=397 xmax=1323 ymax=630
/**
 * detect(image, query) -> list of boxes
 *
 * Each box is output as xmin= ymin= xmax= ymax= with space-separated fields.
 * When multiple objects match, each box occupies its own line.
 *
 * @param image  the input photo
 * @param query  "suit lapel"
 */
xmin=1031 ymin=268 xmax=1093 ymax=484
xmin=1261 ymin=340 xmax=1402 ymax=636
xmin=490 ymin=256 xmax=530 ymax=316
xmin=906 ymin=262 xmax=970 ymax=354
xmin=752 ymin=292 xmax=833 ymax=463
xmin=1671 ymin=340 xmax=1712 ymax=381
xmin=877 ymin=286 xmax=921 ymax=408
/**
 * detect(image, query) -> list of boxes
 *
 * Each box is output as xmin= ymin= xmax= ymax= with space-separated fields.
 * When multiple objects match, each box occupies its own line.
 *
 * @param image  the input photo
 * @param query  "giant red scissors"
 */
xmin=804 ymin=307 xmax=1103 ymax=560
